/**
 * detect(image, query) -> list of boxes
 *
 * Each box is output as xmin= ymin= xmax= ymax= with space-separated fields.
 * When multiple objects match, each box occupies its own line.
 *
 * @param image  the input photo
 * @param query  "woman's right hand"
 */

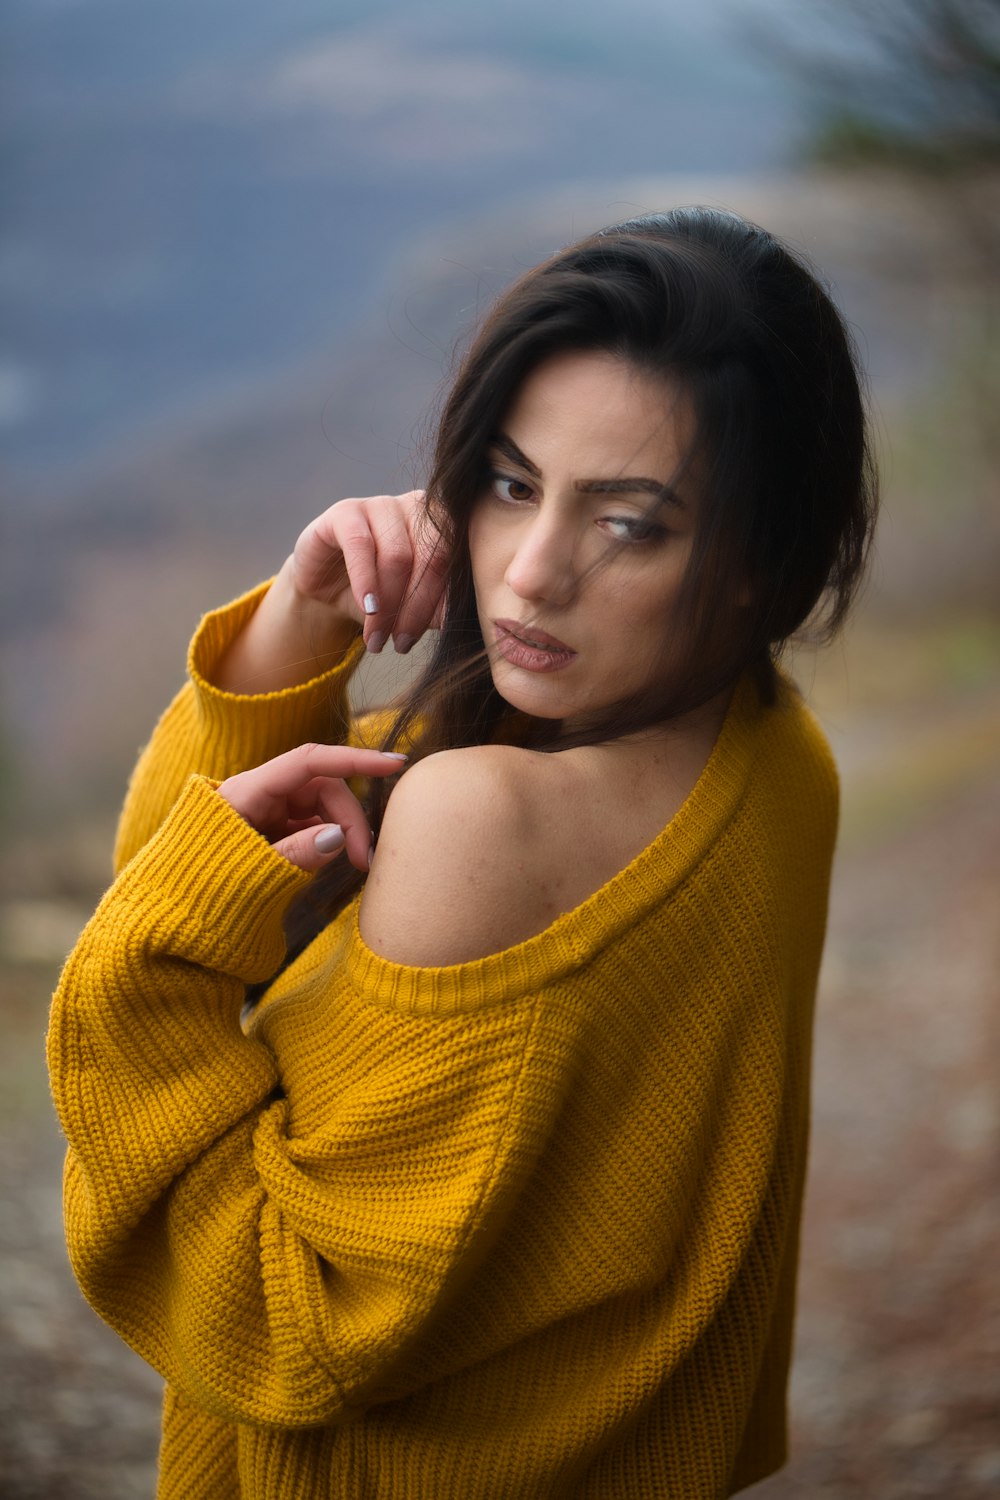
xmin=291 ymin=490 xmax=450 ymax=655
xmin=213 ymin=491 xmax=451 ymax=694
xmin=219 ymin=742 xmax=408 ymax=873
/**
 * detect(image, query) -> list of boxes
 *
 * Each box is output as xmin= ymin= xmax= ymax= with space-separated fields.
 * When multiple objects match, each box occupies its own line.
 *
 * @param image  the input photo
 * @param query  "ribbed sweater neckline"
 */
xmin=345 ymin=674 xmax=762 ymax=1015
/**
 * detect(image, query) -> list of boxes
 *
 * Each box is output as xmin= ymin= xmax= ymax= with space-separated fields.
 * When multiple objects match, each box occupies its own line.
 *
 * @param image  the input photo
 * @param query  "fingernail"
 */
xmin=394 ymin=633 xmax=416 ymax=655
xmin=379 ymin=751 xmax=408 ymax=761
xmin=367 ymin=835 xmax=375 ymax=870
xmin=363 ymin=592 xmax=379 ymax=615
xmin=315 ymin=825 xmax=345 ymax=854
xmin=366 ymin=630 xmax=386 ymax=654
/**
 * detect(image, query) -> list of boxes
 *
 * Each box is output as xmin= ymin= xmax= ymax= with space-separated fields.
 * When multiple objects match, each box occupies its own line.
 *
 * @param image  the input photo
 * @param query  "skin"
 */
xmin=468 ymin=350 xmax=698 ymax=728
xmin=219 ymin=352 xmax=731 ymax=956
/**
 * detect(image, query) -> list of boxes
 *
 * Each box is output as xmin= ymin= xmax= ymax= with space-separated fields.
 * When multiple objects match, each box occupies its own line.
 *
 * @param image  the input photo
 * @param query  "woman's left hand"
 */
xmin=219 ymin=744 xmax=407 ymax=874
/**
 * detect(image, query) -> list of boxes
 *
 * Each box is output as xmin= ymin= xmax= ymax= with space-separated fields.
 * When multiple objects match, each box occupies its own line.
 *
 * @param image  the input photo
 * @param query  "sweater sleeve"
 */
xmin=113 ymin=581 xmax=366 ymax=872
xmin=48 ymin=777 xmax=567 ymax=1429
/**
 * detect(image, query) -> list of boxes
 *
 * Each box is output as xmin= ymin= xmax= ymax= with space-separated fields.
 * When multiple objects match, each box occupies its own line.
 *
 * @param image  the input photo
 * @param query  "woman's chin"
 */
xmin=491 ymin=663 xmax=572 ymax=721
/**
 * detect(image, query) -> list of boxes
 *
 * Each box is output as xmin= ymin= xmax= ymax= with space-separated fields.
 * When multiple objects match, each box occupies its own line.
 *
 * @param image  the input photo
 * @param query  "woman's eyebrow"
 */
xmin=489 ymin=434 xmax=541 ymax=477
xmin=489 ymin=434 xmax=685 ymax=510
xmin=576 ymin=477 xmax=685 ymax=510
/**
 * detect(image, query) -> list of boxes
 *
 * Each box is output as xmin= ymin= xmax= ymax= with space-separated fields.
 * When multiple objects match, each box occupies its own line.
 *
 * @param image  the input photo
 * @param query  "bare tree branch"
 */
xmin=736 ymin=0 xmax=1000 ymax=168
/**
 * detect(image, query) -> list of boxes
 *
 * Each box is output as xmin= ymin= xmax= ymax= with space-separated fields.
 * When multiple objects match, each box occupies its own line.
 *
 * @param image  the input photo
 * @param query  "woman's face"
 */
xmin=468 ymin=349 xmax=699 ymax=728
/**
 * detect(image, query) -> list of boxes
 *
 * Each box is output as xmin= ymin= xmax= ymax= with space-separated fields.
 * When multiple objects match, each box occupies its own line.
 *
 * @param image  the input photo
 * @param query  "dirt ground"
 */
xmin=1 ymin=645 xmax=997 ymax=1500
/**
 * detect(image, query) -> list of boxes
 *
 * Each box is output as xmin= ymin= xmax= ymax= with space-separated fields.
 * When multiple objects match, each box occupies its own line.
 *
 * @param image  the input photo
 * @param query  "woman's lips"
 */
xmin=493 ymin=619 xmax=577 ymax=673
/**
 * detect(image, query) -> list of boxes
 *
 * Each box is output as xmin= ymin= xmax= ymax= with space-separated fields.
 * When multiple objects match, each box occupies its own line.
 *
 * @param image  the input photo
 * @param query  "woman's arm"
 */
xmin=113 ymin=492 xmax=448 ymax=871
xmin=49 ymin=758 xmax=569 ymax=1427
xmin=209 ymin=558 xmax=361 ymax=695
xmin=50 ymin=714 xmax=823 ymax=1452
xmin=111 ymin=584 xmax=365 ymax=871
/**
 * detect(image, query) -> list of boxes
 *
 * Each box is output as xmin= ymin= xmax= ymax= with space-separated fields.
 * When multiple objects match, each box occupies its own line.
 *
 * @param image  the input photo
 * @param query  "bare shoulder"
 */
xmin=359 ymin=744 xmax=574 ymax=966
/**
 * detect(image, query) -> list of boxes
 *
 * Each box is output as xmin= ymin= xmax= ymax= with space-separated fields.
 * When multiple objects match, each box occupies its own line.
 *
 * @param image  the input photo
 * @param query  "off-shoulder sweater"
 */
xmin=48 ymin=582 xmax=839 ymax=1499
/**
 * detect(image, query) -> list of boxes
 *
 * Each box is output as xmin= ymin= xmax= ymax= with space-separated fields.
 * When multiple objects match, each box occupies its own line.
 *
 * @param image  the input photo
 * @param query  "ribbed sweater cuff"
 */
xmin=187 ymin=580 xmax=366 ymax=764
xmin=115 ymin=774 xmax=313 ymax=985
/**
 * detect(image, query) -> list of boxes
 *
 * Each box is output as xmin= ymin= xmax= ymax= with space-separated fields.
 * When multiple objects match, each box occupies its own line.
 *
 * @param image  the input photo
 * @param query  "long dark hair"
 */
xmin=286 ymin=205 xmax=879 ymax=948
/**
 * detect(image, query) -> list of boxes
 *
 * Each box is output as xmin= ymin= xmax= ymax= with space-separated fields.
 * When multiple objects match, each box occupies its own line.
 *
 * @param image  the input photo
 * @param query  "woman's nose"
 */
xmin=504 ymin=516 xmax=579 ymax=605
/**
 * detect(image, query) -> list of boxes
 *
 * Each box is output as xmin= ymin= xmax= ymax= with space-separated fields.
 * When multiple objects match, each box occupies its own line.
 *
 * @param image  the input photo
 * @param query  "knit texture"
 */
xmin=49 ymin=583 xmax=839 ymax=1499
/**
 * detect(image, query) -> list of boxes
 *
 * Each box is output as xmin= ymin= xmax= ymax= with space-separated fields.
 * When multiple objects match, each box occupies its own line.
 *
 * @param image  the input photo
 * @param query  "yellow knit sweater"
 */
xmin=49 ymin=584 xmax=838 ymax=1499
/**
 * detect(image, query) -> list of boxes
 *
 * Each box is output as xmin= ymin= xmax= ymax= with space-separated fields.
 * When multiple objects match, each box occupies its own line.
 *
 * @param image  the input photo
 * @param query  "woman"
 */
xmin=49 ymin=207 xmax=877 ymax=1498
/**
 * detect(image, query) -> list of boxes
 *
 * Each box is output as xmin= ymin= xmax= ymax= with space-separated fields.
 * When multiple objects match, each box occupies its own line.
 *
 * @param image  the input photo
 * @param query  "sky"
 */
xmin=1 ymin=0 xmax=806 ymax=483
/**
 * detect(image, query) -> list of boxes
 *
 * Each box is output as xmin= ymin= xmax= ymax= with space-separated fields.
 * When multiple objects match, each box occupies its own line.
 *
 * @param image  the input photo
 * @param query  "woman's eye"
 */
xmin=601 ymin=514 xmax=666 ymax=545
xmin=490 ymin=474 xmax=535 ymax=504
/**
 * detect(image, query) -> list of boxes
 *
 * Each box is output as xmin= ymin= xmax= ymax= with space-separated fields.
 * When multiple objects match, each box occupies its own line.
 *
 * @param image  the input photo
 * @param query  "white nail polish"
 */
xmin=363 ymin=592 xmax=379 ymax=615
xmin=315 ymin=825 xmax=345 ymax=853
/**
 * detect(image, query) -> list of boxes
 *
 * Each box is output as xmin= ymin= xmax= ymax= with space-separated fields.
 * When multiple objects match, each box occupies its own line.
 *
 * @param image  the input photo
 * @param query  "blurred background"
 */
xmin=1 ymin=1 xmax=997 ymax=1495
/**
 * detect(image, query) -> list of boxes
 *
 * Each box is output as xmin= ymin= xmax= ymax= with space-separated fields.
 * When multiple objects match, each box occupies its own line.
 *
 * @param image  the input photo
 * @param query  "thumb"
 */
xmin=271 ymin=823 xmax=347 ymax=874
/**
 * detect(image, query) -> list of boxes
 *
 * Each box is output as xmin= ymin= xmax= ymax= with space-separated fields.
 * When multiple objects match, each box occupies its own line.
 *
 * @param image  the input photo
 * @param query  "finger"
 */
xmin=272 ymin=822 xmax=346 ymax=874
xmin=298 ymin=499 xmax=381 ymax=623
xmin=303 ymin=493 xmax=442 ymax=653
xmin=293 ymin=507 xmax=356 ymax=609
xmin=282 ymin=775 xmax=374 ymax=869
xmin=331 ymin=503 xmax=385 ymax=628
xmin=389 ymin=516 xmax=451 ymax=653
xmin=280 ymin=815 xmax=324 ymax=834
xmin=311 ymin=787 xmax=373 ymax=871
xmin=317 ymin=494 xmax=411 ymax=647
xmin=219 ymin=746 xmax=407 ymax=835
xmin=230 ymin=744 xmax=406 ymax=797
xmin=363 ymin=495 xmax=426 ymax=653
